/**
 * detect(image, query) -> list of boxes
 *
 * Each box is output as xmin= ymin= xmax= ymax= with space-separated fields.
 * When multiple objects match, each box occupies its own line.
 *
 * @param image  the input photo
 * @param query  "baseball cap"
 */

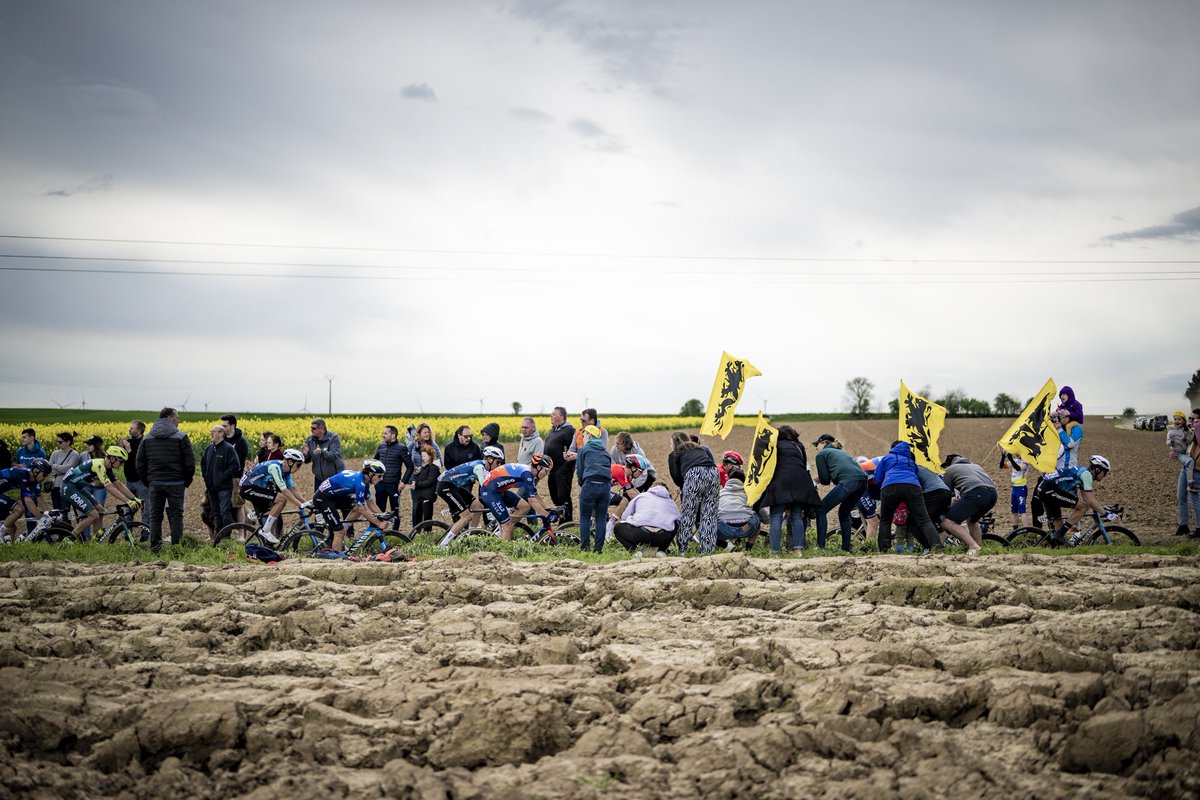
xmin=812 ymin=433 xmax=836 ymax=446
xmin=583 ymin=425 xmax=602 ymax=438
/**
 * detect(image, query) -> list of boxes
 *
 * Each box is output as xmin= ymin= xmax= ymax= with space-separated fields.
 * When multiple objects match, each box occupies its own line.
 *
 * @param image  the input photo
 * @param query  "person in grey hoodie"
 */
xmin=938 ymin=455 xmax=997 ymax=554
xmin=716 ymin=467 xmax=759 ymax=549
xmin=516 ymin=417 xmax=545 ymax=465
xmin=135 ymin=407 xmax=196 ymax=554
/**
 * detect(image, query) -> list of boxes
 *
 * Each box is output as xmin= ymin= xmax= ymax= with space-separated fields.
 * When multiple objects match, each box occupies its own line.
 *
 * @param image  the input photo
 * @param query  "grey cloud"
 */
xmin=568 ymin=118 xmax=605 ymax=137
xmin=509 ymin=107 xmax=554 ymax=123
xmin=1103 ymin=206 xmax=1200 ymax=243
xmin=567 ymin=118 xmax=626 ymax=153
xmin=45 ymin=173 xmax=114 ymax=197
xmin=400 ymin=83 xmax=437 ymax=102
xmin=1146 ymin=374 xmax=1191 ymax=394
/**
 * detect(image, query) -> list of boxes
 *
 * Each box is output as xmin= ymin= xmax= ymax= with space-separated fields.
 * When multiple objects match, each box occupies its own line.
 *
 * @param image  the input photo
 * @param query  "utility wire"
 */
xmin=1 ymin=233 xmax=1195 ymax=265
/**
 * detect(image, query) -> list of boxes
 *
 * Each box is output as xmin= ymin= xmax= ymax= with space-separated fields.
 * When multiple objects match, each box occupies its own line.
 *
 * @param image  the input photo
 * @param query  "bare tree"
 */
xmin=844 ymin=377 xmax=874 ymax=417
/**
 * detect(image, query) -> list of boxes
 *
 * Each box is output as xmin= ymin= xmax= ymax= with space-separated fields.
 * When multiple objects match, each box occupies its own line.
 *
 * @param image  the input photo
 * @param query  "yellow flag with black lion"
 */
xmin=743 ymin=412 xmax=778 ymax=507
xmin=699 ymin=352 xmax=761 ymax=439
xmin=898 ymin=381 xmax=947 ymax=473
xmin=998 ymin=378 xmax=1058 ymax=473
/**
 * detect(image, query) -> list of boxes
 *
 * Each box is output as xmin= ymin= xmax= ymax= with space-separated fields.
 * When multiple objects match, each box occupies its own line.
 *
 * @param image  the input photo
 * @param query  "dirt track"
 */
xmin=2 ymin=552 xmax=1198 ymax=798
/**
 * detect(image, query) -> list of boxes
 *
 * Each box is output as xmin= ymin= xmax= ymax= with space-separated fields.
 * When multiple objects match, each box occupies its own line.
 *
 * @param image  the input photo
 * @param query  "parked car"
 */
xmin=1134 ymin=416 xmax=1148 ymax=430
xmin=1150 ymin=415 xmax=1168 ymax=431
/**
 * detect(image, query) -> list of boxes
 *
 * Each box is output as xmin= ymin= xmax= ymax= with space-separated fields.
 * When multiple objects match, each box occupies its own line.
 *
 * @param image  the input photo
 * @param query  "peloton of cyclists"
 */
xmin=0 ymin=458 xmax=52 ymax=542
xmin=237 ymin=448 xmax=310 ymax=544
xmin=62 ymin=447 xmax=143 ymax=541
xmin=438 ymin=447 xmax=557 ymax=541
xmin=312 ymin=459 xmax=392 ymax=552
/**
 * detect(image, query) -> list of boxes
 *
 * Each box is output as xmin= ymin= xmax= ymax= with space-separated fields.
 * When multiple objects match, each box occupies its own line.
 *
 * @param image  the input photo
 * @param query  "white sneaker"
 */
xmin=654 ymin=550 xmax=668 ymax=558
xmin=967 ymin=546 xmax=980 ymax=556
xmin=632 ymin=550 xmax=644 ymax=558
xmin=259 ymin=528 xmax=280 ymax=546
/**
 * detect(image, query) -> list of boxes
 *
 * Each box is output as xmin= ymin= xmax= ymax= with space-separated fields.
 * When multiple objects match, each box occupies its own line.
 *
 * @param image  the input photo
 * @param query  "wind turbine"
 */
xmin=179 ymin=394 xmax=191 ymax=412
xmin=757 ymin=393 xmax=773 ymax=415
xmin=300 ymin=395 xmax=310 ymax=414
xmin=49 ymin=397 xmax=76 ymax=409
xmin=80 ymin=391 xmax=86 ymax=411
xmin=467 ymin=392 xmax=488 ymax=415
xmin=203 ymin=400 xmax=212 ymax=413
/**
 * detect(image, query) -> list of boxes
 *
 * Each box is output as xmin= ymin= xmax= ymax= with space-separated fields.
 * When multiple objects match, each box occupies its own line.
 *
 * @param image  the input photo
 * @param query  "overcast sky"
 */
xmin=1 ymin=0 xmax=1196 ymax=416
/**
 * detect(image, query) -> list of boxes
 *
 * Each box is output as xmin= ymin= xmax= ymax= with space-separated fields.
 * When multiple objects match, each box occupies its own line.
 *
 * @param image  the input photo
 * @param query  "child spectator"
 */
xmin=412 ymin=445 xmax=441 ymax=525
xmin=1000 ymin=452 xmax=1030 ymax=530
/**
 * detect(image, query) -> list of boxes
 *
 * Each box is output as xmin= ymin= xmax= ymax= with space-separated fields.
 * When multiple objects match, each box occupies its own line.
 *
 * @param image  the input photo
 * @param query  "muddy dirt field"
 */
xmin=1 ymin=418 xmax=1197 ymax=798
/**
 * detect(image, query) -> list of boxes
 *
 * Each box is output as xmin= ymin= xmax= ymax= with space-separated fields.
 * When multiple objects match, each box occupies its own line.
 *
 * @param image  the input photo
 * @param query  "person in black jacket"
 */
xmin=373 ymin=425 xmax=414 ymax=514
xmin=443 ymin=425 xmax=482 ymax=471
xmin=135 ymin=407 xmax=196 ymax=555
xmin=544 ymin=407 xmax=576 ymax=522
xmin=755 ymin=425 xmax=820 ymax=554
xmin=667 ymin=431 xmax=721 ymax=554
xmin=480 ymin=422 xmax=505 ymax=460
xmin=220 ymin=415 xmax=250 ymax=523
xmin=411 ymin=445 xmax=441 ymax=525
xmin=201 ymin=425 xmax=239 ymax=535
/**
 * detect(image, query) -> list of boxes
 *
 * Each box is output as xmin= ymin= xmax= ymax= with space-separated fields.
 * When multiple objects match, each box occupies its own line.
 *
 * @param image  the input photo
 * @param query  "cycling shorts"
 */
xmin=62 ymin=481 xmax=100 ymax=515
xmin=239 ymin=484 xmax=278 ymax=516
xmin=1010 ymin=485 xmax=1028 ymax=514
xmin=0 ymin=494 xmax=15 ymax=516
xmin=857 ymin=493 xmax=878 ymax=519
xmin=945 ymin=486 xmax=998 ymax=525
xmin=436 ymin=481 xmax=475 ymax=520
xmin=478 ymin=485 xmax=520 ymax=524
xmin=1034 ymin=480 xmax=1078 ymax=520
xmin=314 ymin=495 xmax=355 ymax=530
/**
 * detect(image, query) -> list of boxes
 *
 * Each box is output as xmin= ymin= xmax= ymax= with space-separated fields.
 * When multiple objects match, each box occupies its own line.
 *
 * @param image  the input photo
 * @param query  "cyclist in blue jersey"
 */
xmin=1033 ymin=454 xmax=1112 ymax=544
xmin=312 ymin=459 xmax=390 ymax=552
xmin=477 ymin=452 xmax=556 ymax=541
xmin=0 ymin=459 xmax=51 ymax=543
xmin=62 ymin=447 xmax=143 ymax=541
xmin=238 ymin=448 xmax=310 ymax=544
xmin=436 ymin=446 xmax=508 ymax=528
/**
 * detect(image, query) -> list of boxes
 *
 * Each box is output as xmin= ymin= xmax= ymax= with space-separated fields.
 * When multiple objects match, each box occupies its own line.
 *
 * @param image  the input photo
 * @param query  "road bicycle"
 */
xmin=436 ymin=506 xmax=580 ymax=548
xmin=215 ymin=507 xmax=410 ymax=557
xmin=1006 ymin=506 xmax=1138 ymax=548
xmin=25 ymin=504 xmax=150 ymax=546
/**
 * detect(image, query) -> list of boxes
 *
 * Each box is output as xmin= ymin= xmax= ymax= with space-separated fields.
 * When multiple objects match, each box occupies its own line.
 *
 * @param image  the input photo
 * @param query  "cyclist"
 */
xmin=717 ymin=451 xmax=743 ymax=488
xmin=62 ymin=447 xmax=142 ymax=541
xmin=436 ymin=446 xmax=507 ymax=530
xmin=237 ymin=448 xmax=310 ymax=544
xmin=0 ymin=459 xmax=51 ymax=542
xmin=312 ymin=459 xmax=391 ymax=553
xmin=1033 ymin=454 xmax=1113 ymax=544
xmin=474 ymin=451 xmax=556 ymax=541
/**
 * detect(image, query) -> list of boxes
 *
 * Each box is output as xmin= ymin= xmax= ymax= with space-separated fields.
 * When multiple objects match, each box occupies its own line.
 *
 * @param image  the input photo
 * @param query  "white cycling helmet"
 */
xmin=283 ymin=448 xmax=305 ymax=462
xmin=1089 ymin=454 xmax=1111 ymax=472
xmin=362 ymin=459 xmax=386 ymax=475
xmin=482 ymin=445 xmax=505 ymax=461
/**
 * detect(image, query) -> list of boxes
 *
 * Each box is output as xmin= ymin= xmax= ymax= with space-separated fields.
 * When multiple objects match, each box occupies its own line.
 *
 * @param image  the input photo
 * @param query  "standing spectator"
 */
xmin=135 ymin=407 xmax=195 ymax=555
xmin=517 ymin=417 xmax=545 ymax=465
xmin=254 ymin=431 xmax=274 ymax=464
xmin=614 ymin=484 xmax=680 ymax=556
xmin=753 ymin=426 xmax=820 ymax=554
xmin=373 ymin=424 xmax=414 ymax=514
xmin=939 ymin=455 xmax=997 ymax=555
xmin=15 ymin=428 xmax=47 ymax=469
xmin=201 ymin=424 xmax=239 ymax=536
xmin=303 ymin=418 xmax=344 ymax=489
xmin=411 ymin=445 xmax=441 ymax=525
xmin=0 ymin=440 xmax=10 ymax=468
xmin=220 ymin=415 xmax=250 ymax=523
xmin=121 ymin=420 xmax=149 ymax=515
xmin=261 ymin=434 xmax=285 ymax=461
xmin=812 ymin=434 xmax=869 ymax=551
xmin=544 ymin=407 xmax=576 ymax=521
xmin=565 ymin=408 xmax=608 ymax=463
xmin=48 ymin=431 xmax=82 ymax=512
xmin=610 ymin=431 xmax=656 ymax=490
xmin=1168 ymin=410 xmax=1199 ymax=536
xmin=1000 ymin=453 xmax=1030 ymax=530
xmin=443 ymin=425 xmax=481 ymax=471
xmin=668 ymin=431 xmax=721 ymax=555
xmin=874 ymin=440 xmax=942 ymax=554
xmin=576 ymin=425 xmax=613 ymax=552
xmin=407 ymin=423 xmax=441 ymax=525
xmin=480 ymin=422 xmax=505 ymax=460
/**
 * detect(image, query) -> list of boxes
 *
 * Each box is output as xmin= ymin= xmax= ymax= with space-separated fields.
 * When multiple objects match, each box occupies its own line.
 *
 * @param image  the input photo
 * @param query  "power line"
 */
xmin=0 ymin=233 xmax=1195 ymax=265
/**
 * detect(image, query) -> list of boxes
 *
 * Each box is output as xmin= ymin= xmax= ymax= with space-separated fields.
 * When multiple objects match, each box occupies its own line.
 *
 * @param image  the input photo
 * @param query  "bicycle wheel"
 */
xmin=550 ymin=522 xmax=582 ymax=547
xmin=42 ymin=521 xmax=77 ymax=545
xmin=510 ymin=521 xmax=534 ymax=541
xmin=980 ymin=533 xmax=1011 ymax=549
xmin=280 ymin=525 xmax=326 ymax=556
xmin=408 ymin=519 xmax=450 ymax=547
xmin=1006 ymin=526 xmax=1052 ymax=548
xmin=214 ymin=522 xmax=259 ymax=546
xmin=1088 ymin=525 xmax=1140 ymax=547
xmin=107 ymin=521 xmax=151 ymax=546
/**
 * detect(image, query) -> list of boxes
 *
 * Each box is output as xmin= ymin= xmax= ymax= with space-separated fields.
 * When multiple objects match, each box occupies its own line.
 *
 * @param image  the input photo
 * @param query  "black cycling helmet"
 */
xmin=529 ymin=453 xmax=554 ymax=471
xmin=29 ymin=458 xmax=51 ymax=475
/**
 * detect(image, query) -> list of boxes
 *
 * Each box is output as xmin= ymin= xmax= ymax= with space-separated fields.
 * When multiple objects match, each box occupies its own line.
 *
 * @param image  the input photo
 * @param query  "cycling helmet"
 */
xmin=362 ymin=459 xmax=386 ymax=475
xmin=1089 ymin=454 xmax=1112 ymax=473
xmin=29 ymin=458 xmax=51 ymax=474
xmin=482 ymin=445 xmax=505 ymax=461
xmin=624 ymin=454 xmax=650 ymax=471
xmin=283 ymin=448 xmax=305 ymax=462
xmin=721 ymin=450 xmax=744 ymax=466
xmin=105 ymin=445 xmax=130 ymax=461
xmin=530 ymin=453 xmax=554 ymax=471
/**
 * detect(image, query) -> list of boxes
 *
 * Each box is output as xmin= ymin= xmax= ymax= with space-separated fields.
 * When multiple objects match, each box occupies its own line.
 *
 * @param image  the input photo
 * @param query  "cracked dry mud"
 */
xmin=1 ymin=552 xmax=1198 ymax=799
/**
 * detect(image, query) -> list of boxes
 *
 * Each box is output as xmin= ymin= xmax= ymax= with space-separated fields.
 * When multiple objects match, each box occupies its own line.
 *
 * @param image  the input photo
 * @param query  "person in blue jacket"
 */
xmin=873 ymin=440 xmax=942 ymax=554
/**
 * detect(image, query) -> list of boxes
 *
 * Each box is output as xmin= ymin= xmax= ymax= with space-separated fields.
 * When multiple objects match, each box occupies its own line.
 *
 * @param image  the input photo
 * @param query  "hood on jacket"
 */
xmin=1058 ymin=386 xmax=1083 ymax=422
xmin=889 ymin=441 xmax=914 ymax=458
xmin=646 ymin=484 xmax=672 ymax=499
xmin=149 ymin=417 xmax=185 ymax=440
xmin=481 ymin=422 xmax=501 ymax=442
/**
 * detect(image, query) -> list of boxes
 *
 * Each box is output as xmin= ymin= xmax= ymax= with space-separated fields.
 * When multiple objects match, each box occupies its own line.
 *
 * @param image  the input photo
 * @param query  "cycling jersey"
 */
xmin=315 ymin=470 xmax=370 ymax=505
xmin=610 ymin=464 xmax=634 ymax=492
xmin=240 ymin=461 xmax=294 ymax=491
xmin=438 ymin=460 xmax=488 ymax=489
xmin=0 ymin=467 xmax=39 ymax=499
xmin=481 ymin=464 xmax=539 ymax=499
xmin=64 ymin=459 xmax=115 ymax=489
xmin=1044 ymin=465 xmax=1095 ymax=493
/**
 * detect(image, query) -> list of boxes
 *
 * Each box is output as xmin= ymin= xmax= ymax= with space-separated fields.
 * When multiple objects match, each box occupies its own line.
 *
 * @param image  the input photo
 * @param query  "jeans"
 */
xmin=815 ymin=480 xmax=867 ymax=551
xmin=147 ymin=483 xmax=186 ymax=552
xmin=717 ymin=518 xmax=760 ymax=545
xmin=206 ymin=487 xmax=233 ymax=534
xmin=1179 ymin=465 xmax=1200 ymax=527
xmin=768 ymin=504 xmax=806 ymax=552
xmin=578 ymin=480 xmax=610 ymax=552
xmin=375 ymin=482 xmax=400 ymax=513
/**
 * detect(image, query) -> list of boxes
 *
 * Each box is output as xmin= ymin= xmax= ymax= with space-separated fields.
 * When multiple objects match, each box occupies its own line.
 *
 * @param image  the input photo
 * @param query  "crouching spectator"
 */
xmin=613 ymin=484 xmax=681 ymax=557
xmin=717 ymin=466 xmax=760 ymax=550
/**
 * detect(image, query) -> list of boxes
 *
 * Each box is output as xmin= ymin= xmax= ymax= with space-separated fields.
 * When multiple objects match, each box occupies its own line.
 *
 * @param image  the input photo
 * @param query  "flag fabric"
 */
xmin=743 ymin=412 xmax=778 ymax=507
xmin=699 ymin=352 xmax=761 ymax=439
xmin=899 ymin=381 xmax=948 ymax=473
xmin=999 ymin=378 xmax=1058 ymax=473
